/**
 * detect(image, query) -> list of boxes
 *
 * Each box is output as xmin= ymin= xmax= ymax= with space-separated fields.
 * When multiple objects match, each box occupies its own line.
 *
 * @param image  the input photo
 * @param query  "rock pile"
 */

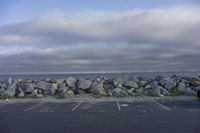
xmin=0 ymin=74 xmax=200 ymax=98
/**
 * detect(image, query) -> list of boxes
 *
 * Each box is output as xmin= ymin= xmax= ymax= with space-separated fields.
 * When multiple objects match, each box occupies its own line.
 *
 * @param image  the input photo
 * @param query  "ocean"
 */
xmin=0 ymin=71 xmax=199 ymax=81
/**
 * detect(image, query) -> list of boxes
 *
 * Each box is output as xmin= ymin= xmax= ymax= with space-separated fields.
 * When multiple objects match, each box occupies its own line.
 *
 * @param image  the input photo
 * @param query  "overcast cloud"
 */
xmin=0 ymin=6 xmax=200 ymax=73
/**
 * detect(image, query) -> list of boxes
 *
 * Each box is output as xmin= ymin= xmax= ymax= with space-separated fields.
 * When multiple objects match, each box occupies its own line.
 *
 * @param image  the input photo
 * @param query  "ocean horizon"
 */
xmin=0 ymin=71 xmax=199 ymax=80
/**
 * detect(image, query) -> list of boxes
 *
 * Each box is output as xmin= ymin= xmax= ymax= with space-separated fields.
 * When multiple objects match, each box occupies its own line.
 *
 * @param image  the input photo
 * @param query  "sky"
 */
xmin=0 ymin=0 xmax=200 ymax=74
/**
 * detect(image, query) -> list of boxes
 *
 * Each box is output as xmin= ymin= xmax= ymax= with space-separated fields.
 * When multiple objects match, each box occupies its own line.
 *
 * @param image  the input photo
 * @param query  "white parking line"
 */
xmin=116 ymin=100 xmax=121 ymax=111
xmin=24 ymin=103 xmax=45 ymax=112
xmin=72 ymin=102 xmax=82 ymax=111
xmin=154 ymin=100 xmax=170 ymax=111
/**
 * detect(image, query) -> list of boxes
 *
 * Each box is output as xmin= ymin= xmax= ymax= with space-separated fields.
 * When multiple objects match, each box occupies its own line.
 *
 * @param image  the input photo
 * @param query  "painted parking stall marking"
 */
xmin=153 ymin=100 xmax=170 ymax=111
xmin=24 ymin=103 xmax=45 ymax=112
xmin=116 ymin=100 xmax=121 ymax=111
xmin=72 ymin=102 xmax=82 ymax=111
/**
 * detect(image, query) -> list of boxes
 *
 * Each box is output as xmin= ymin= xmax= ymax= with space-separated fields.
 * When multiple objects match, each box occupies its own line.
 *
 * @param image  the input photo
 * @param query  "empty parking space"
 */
xmin=118 ymin=100 xmax=169 ymax=112
xmin=26 ymin=102 xmax=79 ymax=113
xmin=156 ymin=99 xmax=200 ymax=112
xmin=76 ymin=101 xmax=118 ymax=113
xmin=0 ymin=103 xmax=38 ymax=112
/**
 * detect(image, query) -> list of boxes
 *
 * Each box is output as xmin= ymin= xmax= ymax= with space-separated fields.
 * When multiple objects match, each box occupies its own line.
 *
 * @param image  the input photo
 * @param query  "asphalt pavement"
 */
xmin=0 ymin=98 xmax=200 ymax=133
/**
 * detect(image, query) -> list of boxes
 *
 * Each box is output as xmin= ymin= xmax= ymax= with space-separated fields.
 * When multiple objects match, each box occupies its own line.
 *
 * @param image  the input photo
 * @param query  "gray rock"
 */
xmin=113 ymin=75 xmax=129 ymax=87
xmin=113 ymin=87 xmax=128 ymax=97
xmin=149 ymin=81 xmax=158 ymax=89
xmin=159 ymin=78 xmax=176 ymax=90
xmin=113 ymin=87 xmax=122 ymax=95
xmin=19 ymin=83 xmax=35 ymax=93
xmin=185 ymin=88 xmax=196 ymax=96
xmin=35 ymin=94 xmax=43 ymax=98
xmin=177 ymin=82 xmax=186 ymax=92
xmin=17 ymin=92 xmax=25 ymax=97
xmin=76 ymin=79 xmax=92 ymax=90
xmin=123 ymin=81 xmax=139 ymax=89
xmin=58 ymin=83 xmax=67 ymax=88
xmin=56 ymin=79 xmax=66 ymax=85
xmin=171 ymin=74 xmax=181 ymax=84
xmin=137 ymin=87 xmax=144 ymax=93
xmin=160 ymin=86 xmax=171 ymax=96
xmin=151 ymin=86 xmax=161 ymax=96
xmin=104 ymin=84 xmax=114 ymax=91
xmin=126 ymin=88 xmax=135 ymax=95
xmin=37 ymin=89 xmax=43 ymax=94
xmin=2 ymin=84 xmax=16 ymax=97
xmin=6 ymin=77 xmax=13 ymax=85
xmin=90 ymin=81 xmax=104 ymax=95
xmin=144 ymin=84 xmax=151 ymax=89
xmin=66 ymin=90 xmax=74 ymax=97
xmin=194 ymin=87 xmax=200 ymax=91
xmin=66 ymin=77 xmax=77 ymax=88
xmin=36 ymin=81 xmax=51 ymax=90
xmin=57 ymin=86 xmax=69 ymax=94
xmin=32 ymin=89 xmax=38 ymax=96
xmin=138 ymin=80 xmax=148 ymax=87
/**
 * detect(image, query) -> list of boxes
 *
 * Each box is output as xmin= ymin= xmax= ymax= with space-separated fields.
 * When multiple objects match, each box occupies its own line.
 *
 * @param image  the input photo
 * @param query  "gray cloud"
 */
xmin=0 ymin=7 xmax=200 ymax=73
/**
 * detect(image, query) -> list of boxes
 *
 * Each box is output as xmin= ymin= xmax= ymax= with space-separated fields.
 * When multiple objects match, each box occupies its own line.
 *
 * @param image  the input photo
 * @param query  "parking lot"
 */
xmin=0 ymin=97 xmax=200 ymax=133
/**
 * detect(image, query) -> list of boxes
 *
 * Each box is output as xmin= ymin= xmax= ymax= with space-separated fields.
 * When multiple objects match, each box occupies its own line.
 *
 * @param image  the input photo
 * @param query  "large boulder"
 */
xmin=160 ymin=86 xmax=171 ymax=96
xmin=0 ymin=83 xmax=7 ymax=94
xmin=57 ymin=86 xmax=69 ymax=94
xmin=151 ymin=86 xmax=161 ymax=96
xmin=177 ymin=82 xmax=186 ymax=93
xmin=76 ymin=79 xmax=92 ymax=91
xmin=123 ymin=81 xmax=139 ymax=89
xmin=1 ymin=84 xmax=16 ymax=97
xmin=90 ymin=81 xmax=105 ymax=95
xmin=171 ymin=74 xmax=181 ymax=84
xmin=66 ymin=77 xmax=77 ymax=88
xmin=159 ymin=78 xmax=176 ymax=90
xmin=185 ymin=88 xmax=196 ymax=96
xmin=17 ymin=92 xmax=25 ymax=98
xmin=112 ymin=87 xmax=128 ymax=97
xmin=66 ymin=90 xmax=74 ymax=97
xmin=149 ymin=81 xmax=159 ymax=89
xmin=113 ymin=75 xmax=129 ymax=87
xmin=6 ymin=77 xmax=13 ymax=85
xmin=36 ymin=81 xmax=51 ymax=90
xmin=18 ymin=83 xmax=35 ymax=93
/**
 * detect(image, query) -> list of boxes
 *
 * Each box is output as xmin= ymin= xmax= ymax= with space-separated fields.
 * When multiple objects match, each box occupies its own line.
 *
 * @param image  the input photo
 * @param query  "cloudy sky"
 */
xmin=0 ymin=0 xmax=200 ymax=74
